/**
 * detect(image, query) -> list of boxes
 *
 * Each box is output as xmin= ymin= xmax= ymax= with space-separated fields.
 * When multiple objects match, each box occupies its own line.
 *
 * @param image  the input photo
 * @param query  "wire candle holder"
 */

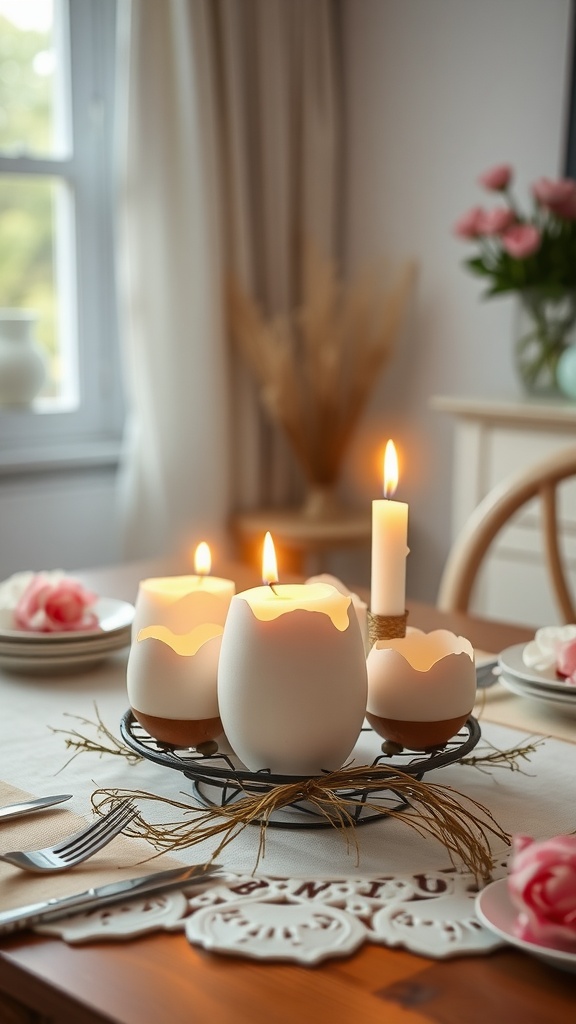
xmin=120 ymin=710 xmax=481 ymax=831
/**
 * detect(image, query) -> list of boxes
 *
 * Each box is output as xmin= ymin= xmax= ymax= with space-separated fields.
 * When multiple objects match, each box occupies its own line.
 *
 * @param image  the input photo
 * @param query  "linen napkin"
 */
xmin=0 ymin=780 xmax=182 ymax=913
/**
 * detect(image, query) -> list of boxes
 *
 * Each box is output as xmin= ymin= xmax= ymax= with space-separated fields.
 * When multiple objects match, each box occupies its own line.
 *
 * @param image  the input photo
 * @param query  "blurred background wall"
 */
xmin=0 ymin=0 xmax=572 ymax=601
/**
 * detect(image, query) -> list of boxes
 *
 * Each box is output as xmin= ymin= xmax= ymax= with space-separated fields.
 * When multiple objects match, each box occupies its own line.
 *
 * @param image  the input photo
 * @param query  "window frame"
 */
xmin=0 ymin=0 xmax=123 ymax=473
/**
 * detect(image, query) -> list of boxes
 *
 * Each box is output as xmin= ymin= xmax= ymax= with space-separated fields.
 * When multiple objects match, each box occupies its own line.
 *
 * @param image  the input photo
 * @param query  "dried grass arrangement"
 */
xmin=227 ymin=247 xmax=416 ymax=514
xmin=92 ymin=762 xmax=508 ymax=884
xmin=53 ymin=710 xmax=541 ymax=883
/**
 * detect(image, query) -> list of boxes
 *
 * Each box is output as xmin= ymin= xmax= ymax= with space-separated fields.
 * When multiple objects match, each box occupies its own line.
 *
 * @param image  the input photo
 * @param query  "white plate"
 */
xmin=0 ymin=646 xmax=127 ymax=674
xmin=0 ymin=598 xmax=134 ymax=644
xmin=499 ymin=672 xmax=576 ymax=709
xmin=475 ymin=878 xmax=576 ymax=974
xmin=499 ymin=643 xmax=576 ymax=691
xmin=0 ymin=630 xmax=131 ymax=658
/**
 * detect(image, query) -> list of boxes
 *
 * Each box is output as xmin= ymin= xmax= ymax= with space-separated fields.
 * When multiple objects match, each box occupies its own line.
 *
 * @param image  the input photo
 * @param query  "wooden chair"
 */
xmin=437 ymin=445 xmax=576 ymax=622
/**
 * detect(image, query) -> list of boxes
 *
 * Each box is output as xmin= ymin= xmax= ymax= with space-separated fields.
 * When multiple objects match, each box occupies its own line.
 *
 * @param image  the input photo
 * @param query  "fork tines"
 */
xmin=54 ymin=799 xmax=138 ymax=859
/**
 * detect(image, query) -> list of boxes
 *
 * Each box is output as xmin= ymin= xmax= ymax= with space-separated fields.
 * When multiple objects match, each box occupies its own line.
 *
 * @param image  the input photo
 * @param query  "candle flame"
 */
xmin=194 ymin=541 xmax=211 ymax=576
xmin=262 ymin=531 xmax=279 ymax=584
xmin=383 ymin=439 xmax=399 ymax=498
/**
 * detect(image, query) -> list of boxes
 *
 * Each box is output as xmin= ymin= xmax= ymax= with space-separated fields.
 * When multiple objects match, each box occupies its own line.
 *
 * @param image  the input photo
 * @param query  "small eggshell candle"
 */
xmin=131 ymin=545 xmax=235 ymax=641
xmin=127 ymin=623 xmax=223 ymax=747
xmin=217 ymin=582 xmax=368 ymax=775
xmin=366 ymin=628 xmax=476 ymax=750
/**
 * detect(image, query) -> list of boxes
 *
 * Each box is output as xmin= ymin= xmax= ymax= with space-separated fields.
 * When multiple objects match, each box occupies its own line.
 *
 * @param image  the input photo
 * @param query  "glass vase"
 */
xmin=514 ymin=289 xmax=576 ymax=397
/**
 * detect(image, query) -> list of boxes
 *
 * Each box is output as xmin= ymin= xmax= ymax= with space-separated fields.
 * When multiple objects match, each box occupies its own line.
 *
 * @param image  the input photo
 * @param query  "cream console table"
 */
xmin=431 ymin=394 xmax=576 ymax=626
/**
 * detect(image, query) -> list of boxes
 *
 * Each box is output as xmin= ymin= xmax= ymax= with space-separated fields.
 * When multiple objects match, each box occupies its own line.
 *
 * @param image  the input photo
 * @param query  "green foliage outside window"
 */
xmin=0 ymin=11 xmax=61 ymax=394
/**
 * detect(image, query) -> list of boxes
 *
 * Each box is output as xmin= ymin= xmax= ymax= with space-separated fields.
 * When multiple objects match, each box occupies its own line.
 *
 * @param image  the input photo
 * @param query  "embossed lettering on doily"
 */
xmin=36 ymin=856 xmax=510 ymax=963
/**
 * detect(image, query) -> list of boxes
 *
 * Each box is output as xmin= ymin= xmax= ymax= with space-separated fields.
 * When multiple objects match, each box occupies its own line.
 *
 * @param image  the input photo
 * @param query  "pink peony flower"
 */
xmin=532 ymin=177 xmax=576 ymax=218
xmin=14 ymin=574 xmax=99 ymax=633
xmin=478 ymin=163 xmax=513 ymax=191
xmin=508 ymin=834 xmax=576 ymax=950
xmin=501 ymin=223 xmax=541 ymax=259
xmin=476 ymin=207 xmax=516 ymax=235
xmin=453 ymin=206 xmax=485 ymax=239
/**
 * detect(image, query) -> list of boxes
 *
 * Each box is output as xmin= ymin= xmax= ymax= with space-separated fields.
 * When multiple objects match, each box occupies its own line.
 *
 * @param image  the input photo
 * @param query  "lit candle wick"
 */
xmin=262 ymin=531 xmax=280 ymax=595
xmin=193 ymin=541 xmax=211 ymax=586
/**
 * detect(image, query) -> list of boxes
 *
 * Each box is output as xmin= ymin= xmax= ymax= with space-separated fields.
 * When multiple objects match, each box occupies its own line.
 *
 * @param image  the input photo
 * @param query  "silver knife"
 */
xmin=0 ymin=862 xmax=222 ymax=935
xmin=0 ymin=795 xmax=73 ymax=822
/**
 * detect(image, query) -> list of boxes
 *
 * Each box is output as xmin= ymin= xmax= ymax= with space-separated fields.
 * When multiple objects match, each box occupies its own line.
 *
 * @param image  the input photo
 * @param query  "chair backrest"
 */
xmin=437 ymin=445 xmax=576 ymax=621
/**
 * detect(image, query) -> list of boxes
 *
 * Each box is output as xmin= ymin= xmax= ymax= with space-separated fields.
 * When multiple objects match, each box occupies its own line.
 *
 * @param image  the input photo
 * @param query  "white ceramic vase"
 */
xmin=0 ymin=310 xmax=46 ymax=407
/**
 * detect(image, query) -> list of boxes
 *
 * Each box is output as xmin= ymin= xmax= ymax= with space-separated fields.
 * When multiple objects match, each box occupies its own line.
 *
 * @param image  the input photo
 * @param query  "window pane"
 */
xmin=0 ymin=0 xmax=67 ymax=158
xmin=0 ymin=174 xmax=76 ymax=403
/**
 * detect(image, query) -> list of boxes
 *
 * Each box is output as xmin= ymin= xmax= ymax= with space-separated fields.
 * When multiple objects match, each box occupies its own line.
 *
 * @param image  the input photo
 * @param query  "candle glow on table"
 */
xmin=370 ymin=440 xmax=409 ymax=616
xmin=217 ymin=534 xmax=368 ymax=775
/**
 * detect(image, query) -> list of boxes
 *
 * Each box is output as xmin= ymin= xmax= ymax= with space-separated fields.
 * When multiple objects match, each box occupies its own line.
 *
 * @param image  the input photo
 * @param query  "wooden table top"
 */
xmin=1 ymin=559 xmax=574 ymax=1024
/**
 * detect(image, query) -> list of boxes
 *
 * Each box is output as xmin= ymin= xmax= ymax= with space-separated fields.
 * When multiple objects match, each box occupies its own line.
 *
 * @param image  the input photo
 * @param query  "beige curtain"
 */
xmin=116 ymin=0 xmax=343 ymax=559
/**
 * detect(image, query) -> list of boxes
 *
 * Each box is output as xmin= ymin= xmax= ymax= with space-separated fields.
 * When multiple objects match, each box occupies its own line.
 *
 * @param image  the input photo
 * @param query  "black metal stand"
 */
xmin=120 ymin=710 xmax=481 ymax=830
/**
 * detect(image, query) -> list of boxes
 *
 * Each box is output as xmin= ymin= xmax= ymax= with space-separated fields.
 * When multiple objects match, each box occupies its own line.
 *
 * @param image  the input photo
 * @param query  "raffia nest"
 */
xmin=92 ymin=761 xmax=508 ymax=884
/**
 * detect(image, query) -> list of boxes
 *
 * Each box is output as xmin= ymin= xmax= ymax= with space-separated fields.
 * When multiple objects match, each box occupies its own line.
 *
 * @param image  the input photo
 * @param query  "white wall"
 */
xmin=340 ymin=0 xmax=573 ymax=601
xmin=0 ymin=467 xmax=121 ymax=578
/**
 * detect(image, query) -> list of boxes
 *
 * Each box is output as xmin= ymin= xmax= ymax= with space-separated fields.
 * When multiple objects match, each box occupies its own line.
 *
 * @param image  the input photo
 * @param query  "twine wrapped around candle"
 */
xmin=368 ymin=609 xmax=408 ymax=647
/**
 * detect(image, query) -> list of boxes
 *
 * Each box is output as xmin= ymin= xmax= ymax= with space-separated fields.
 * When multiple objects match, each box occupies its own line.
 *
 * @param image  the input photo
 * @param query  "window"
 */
xmin=0 ymin=0 xmax=122 ymax=467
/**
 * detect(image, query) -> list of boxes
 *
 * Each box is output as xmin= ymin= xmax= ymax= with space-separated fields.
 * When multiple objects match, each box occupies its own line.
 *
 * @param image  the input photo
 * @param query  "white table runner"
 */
xmin=2 ymin=648 xmax=576 ymax=962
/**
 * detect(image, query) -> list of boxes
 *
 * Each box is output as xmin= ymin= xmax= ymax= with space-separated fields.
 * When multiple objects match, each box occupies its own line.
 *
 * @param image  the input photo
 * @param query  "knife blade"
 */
xmin=0 ymin=795 xmax=73 ymax=822
xmin=0 ymin=862 xmax=222 ymax=935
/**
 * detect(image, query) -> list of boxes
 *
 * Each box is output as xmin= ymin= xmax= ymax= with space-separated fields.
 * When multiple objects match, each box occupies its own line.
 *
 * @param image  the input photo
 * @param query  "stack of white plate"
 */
xmin=0 ymin=598 xmax=134 ymax=675
xmin=498 ymin=643 xmax=576 ymax=710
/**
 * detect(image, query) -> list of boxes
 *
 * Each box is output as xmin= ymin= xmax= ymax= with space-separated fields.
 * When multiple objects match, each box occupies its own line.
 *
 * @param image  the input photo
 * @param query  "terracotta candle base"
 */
xmin=366 ymin=711 xmax=470 ymax=752
xmin=131 ymin=708 xmax=223 ymax=749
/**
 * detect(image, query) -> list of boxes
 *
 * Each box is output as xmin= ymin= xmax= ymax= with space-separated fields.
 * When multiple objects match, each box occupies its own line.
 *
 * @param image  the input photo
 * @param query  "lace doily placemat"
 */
xmin=36 ymin=856 xmax=512 ymax=964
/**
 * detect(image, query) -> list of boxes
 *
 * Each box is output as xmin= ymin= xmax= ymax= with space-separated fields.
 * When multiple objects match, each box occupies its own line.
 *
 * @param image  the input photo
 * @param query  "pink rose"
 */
xmin=556 ymin=638 xmax=576 ymax=683
xmin=476 ymin=207 xmax=516 ymax=235
xmin=453 ymin=206 xmax=485 ymax=239
xmin=501 ymin=223 xmax=541 ymax=259
xmin=14 ymin=574 xmax=99 ymax=633
xmin=478 ymin=163 xmax=513 ymax=191
xmin=532 ymin=177 xmax=576 ymax=219
xmin=508 ymin=834 xmax=576 ymax=950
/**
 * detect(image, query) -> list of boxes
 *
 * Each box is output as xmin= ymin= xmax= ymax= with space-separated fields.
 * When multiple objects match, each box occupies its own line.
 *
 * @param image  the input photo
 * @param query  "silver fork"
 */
xmin=0 ymin=799 xmax=138 ymax=873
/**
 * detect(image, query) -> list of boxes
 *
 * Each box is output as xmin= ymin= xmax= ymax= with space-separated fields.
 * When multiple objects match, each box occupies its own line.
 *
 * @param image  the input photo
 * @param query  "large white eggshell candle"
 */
xmin=217 ymin=583 xmax=368 ymax=775
xmin=366 ymin=628 xmax=476 ymax=750
xmin=306 ymin=574 xmax=369 ymax=652
xmin=127 ymin=623 xmax=223 ymax=747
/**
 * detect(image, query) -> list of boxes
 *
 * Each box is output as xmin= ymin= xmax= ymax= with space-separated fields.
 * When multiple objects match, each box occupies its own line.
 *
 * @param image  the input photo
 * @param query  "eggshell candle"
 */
xmin=306 ymin=574 xmax=369 ymax=652
xmin=217 ymin=583 xmax=368 ymax=775
xmin=366 ymin=628 xmax=476 ymax=750
xmin=131 ymin=572 xmax=235 ymax=641
xmin=127 ymin=623 xmax=223 ymax=747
